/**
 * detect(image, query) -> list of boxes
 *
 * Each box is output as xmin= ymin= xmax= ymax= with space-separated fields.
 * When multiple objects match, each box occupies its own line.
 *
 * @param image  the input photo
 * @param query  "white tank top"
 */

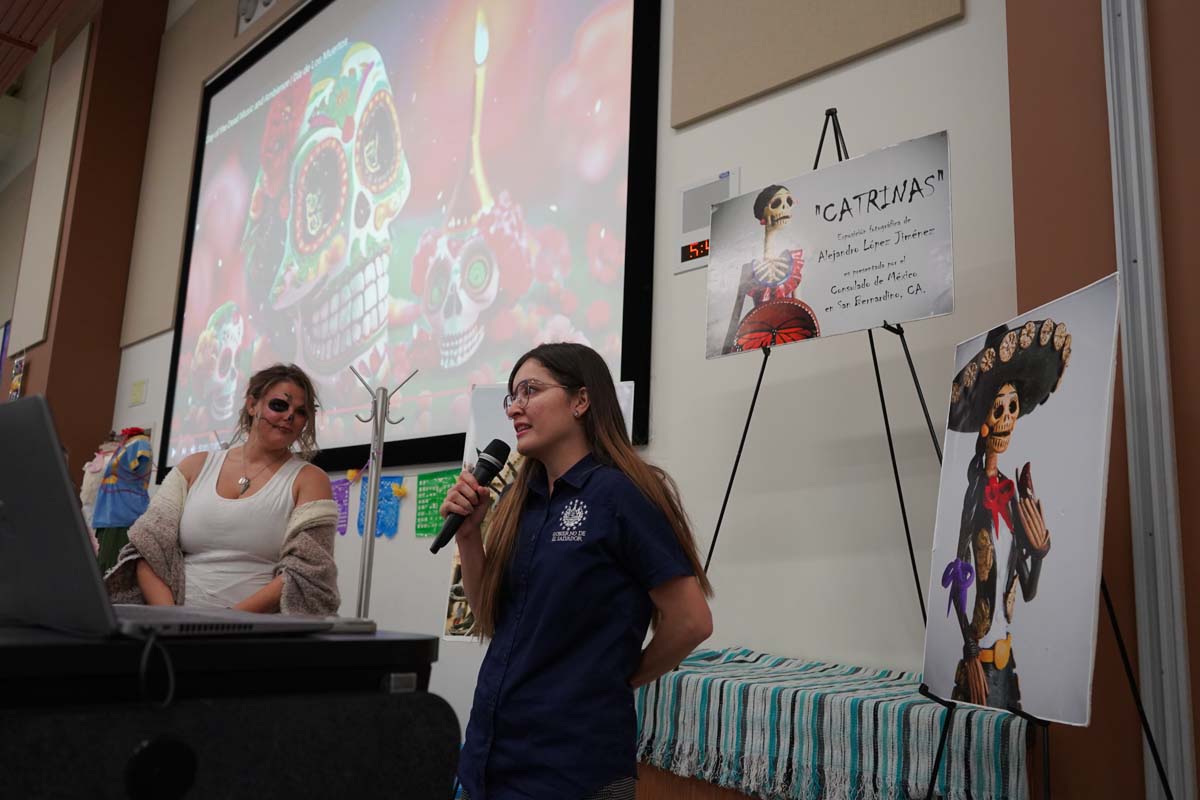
xmin=179 ymin=448 xmax=307 ymax=609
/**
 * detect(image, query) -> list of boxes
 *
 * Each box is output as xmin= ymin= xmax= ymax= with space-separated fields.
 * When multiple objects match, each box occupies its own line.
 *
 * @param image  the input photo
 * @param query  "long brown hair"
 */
xmin=473 ymin=343 xmax=712 ymax=638
xmin=234 ymin=363 xmax=321 ymax=461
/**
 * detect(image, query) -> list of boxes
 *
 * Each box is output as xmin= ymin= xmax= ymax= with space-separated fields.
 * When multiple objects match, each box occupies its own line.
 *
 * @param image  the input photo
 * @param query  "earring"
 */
xmin=980 ymin=423 xmax=990 ymax=438
xmin=573 ymin=410 xmax=580 ymax=418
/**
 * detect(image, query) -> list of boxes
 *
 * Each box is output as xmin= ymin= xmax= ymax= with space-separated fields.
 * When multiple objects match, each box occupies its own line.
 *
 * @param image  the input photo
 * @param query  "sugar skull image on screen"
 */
xmin=165 ymin=0 xmax=640 ymax=464
xmin=410 ymin=10 xmax=533 ymax=372
xmin=188 ymin=301 xmax=248 ymax=424
xmin=242 ymin=42 xmax=411 ymax=385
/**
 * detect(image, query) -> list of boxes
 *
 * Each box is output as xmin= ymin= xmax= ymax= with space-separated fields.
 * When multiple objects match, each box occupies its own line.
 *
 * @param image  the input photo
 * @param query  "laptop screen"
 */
xmin=0 ymin=397 xmax=118 ymax=636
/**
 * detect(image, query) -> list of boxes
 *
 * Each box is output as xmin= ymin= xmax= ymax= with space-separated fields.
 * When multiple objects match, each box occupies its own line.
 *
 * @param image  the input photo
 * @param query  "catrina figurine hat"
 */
xmin=948 ymin=318 xmax=1072 ymax=433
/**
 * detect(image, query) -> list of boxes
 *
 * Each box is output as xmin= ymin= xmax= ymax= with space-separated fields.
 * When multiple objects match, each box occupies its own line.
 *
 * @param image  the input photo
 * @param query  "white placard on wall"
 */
xmin=705 ymin=131 xmax=953 ymax=359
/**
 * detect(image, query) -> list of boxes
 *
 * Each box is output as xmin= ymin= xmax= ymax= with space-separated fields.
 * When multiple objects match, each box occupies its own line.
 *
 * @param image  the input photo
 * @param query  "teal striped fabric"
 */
xmin=636 ymin=647 xmax=1027 ymax=800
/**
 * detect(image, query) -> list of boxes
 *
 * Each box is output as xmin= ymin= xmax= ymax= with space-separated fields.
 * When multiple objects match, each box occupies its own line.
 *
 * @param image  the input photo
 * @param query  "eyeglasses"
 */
xmin=502 ymin=379 xmax=571 ymax=412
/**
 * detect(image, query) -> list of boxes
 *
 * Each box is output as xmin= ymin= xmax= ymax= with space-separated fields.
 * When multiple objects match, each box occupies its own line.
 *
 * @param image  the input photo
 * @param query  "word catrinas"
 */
xmin=816 ymin=170 xmax=945 ymax=223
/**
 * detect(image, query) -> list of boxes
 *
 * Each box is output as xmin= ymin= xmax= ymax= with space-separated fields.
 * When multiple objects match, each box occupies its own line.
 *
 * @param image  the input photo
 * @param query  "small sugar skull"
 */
xmin=192 ymin=301 xmax=245 ymax=422
xmin=412 ymin=192 xmax=532 ymax=370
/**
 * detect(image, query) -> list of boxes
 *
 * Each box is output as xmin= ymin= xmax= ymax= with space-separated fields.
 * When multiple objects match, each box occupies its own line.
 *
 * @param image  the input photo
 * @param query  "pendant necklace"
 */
xmin=237 ymin=450 xmax=287 ymax=495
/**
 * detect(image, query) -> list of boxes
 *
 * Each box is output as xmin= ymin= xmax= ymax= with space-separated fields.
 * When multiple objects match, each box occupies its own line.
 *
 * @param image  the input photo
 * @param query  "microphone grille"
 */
xmin=481 ymin=439 xmax=511 ymax=463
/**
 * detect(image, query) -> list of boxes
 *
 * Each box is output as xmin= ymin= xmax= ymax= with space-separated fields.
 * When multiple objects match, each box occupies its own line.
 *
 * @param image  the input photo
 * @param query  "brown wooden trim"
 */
xmin=1005 ymin=1 xmax=1144 ymax=796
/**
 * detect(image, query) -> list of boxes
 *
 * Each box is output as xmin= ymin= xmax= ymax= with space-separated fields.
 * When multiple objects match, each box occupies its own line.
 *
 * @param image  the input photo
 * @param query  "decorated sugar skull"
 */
xmin=247 ymin=42 xmax=410 ymax=381
xmin=420 ymin=233 xmax=497 ymax=367
xmin=412 ymin=192 xmax=531 ymax=369
xmin=191 ymin=301 xmax=245 ymax=422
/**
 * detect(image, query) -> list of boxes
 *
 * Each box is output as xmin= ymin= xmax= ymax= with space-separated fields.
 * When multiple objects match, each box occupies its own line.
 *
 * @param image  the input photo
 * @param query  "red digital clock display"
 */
xmin=680 ymin=239 xmax=710 ymax=262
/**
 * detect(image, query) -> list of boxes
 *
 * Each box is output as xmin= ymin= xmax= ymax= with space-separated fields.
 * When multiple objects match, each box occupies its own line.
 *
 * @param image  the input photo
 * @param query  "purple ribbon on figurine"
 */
xmin=941 ymin=558 xmax=975 ymax=617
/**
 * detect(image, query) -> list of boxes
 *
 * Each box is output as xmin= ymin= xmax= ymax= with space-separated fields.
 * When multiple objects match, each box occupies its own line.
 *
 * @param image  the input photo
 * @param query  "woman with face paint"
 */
xmin=441 ymin=343 xmax=714 ymax=800
xmin=105 ymin=364 xmax=340 ymax=615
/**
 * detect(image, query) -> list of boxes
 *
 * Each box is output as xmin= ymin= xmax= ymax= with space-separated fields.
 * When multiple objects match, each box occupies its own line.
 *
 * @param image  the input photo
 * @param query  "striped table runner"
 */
xmin=636 ymin=647 xmax=1027 ymax=800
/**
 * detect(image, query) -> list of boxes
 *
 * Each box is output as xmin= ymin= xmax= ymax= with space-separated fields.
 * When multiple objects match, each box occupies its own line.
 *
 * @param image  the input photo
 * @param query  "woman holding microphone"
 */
xmin=441 ymin=342 xmax=713 ymax=800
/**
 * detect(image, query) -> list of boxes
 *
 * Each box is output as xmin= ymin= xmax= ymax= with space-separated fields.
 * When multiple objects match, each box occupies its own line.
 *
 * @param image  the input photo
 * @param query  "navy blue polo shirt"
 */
xmin=458 ymin=453 xmax=695 ymax=799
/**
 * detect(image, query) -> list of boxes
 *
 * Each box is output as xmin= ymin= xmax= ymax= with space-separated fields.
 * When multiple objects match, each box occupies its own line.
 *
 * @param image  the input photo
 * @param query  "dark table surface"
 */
xmin=0 ymin=626 xmax=441 ymax=705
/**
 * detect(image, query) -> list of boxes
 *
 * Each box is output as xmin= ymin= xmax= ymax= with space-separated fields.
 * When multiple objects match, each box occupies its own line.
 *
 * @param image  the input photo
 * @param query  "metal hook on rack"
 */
xmin=350 ymin=366 xmax=377 ymax=424
xmin=386 ymin=371 xmax=417 ymax=426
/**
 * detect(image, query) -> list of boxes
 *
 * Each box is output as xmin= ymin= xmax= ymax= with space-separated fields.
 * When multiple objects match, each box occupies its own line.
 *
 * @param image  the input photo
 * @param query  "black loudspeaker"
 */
xmin=1 ymin=691 xmax=459 ymax=799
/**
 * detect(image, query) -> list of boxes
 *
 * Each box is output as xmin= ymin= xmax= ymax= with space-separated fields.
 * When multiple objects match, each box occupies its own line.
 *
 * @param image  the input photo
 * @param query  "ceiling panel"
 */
xmin=0 ymin=0 xmax=77 ymax=97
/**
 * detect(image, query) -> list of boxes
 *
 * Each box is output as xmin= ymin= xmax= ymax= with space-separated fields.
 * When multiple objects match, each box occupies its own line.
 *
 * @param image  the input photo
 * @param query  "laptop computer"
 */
xmin=0 ymin=396 xmax=333 ymax=638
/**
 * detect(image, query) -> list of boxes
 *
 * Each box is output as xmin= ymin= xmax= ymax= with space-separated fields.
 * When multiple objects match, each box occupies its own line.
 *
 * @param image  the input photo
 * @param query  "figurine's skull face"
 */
xmin=763 ymin=187 xmax=793 ymax=231
xmin=423 ymin=235 xmax=499 ymax=368
xmin=986 ymin=383 xmax=1019 ymax=455
xmin=269 ymin=43 xmax=410 ymax=377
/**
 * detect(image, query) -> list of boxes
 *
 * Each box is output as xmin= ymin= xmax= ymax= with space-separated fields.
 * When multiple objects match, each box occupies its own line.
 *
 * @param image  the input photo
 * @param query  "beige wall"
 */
xmin=120 ymin=0 xmax=304 ymax=346
xmin=0 ymin=165 xmax=34 ymax=325
xmin=8 ymin=26 xmax=88 ymax=353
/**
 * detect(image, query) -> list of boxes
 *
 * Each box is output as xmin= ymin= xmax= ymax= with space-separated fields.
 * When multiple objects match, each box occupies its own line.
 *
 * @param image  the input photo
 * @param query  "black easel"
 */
xmin=815 ymin=107 xmax=1045 ymax=797
xmin=702 ymin=110 xmax=1176 ymax=799
xmin=917 ymin=684 xmax=956 ymax=800
xmin=921 ymin=578 xmax=1178 ymax=800
xmin=913 ymin=396 xmax=1176 ymax=798
xmin=815 ymin=108 xmax=937 ymax=627
xmin=704 ymin=342 xmax=771 ymax=572
xmin=703 ymin=108 xmax=852 ymax=572
xmin=707 ymin=107 xmax=945 ymax=580
xmin=1101 ymin=576 xmax=1176 ymax=799
xmin=1007 ymin=706 xmax=1052 ymax=800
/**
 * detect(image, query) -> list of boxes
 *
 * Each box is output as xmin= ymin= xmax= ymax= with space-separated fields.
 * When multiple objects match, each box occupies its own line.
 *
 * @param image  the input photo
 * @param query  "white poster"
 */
xmin=921 ymin=274 xmax=1120 ymax=726
xmin=705 ymin=131 xmax=953 ymax=358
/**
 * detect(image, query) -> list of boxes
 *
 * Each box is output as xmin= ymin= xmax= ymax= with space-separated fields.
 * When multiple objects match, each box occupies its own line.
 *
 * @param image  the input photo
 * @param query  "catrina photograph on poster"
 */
xmin=922 ymin=273 xmax=1120 ymax=726
xmin=705 ymin=131 xmax=953 ymax=360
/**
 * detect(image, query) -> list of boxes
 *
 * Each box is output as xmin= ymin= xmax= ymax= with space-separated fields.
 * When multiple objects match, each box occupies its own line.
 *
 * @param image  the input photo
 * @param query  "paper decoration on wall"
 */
xmin=8 ymin=351 xmax=24 ymax=401
xmin=922 ymin=274 xmax=1119 ymax=726
xmin=415 ymin=469 xmax=460 ymax=538
xmin=331 ymin=477 xmax=351 ymax=536
xmin=706 ymin=131 xmax=953 ymax=358
xmin=357 ymin=475 xmax=405 ymax=539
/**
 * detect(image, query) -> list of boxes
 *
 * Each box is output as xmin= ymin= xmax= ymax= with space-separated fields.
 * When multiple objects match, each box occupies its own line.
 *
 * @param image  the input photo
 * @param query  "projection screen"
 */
xmin=161 ymin=0 xmax=658 ymax=474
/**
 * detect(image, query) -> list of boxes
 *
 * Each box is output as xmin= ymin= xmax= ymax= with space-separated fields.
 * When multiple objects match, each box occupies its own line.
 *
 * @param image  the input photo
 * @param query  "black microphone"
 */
xmin=429 ymin=439 xmax=511 ymax=554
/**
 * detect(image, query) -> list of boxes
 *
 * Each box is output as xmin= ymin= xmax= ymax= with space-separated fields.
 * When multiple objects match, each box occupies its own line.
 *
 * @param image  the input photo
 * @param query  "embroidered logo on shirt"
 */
xmin=561 ymin=499 xmax=587 ymax=529
xmin=551 ymin=499 xmax=588 ymax=542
